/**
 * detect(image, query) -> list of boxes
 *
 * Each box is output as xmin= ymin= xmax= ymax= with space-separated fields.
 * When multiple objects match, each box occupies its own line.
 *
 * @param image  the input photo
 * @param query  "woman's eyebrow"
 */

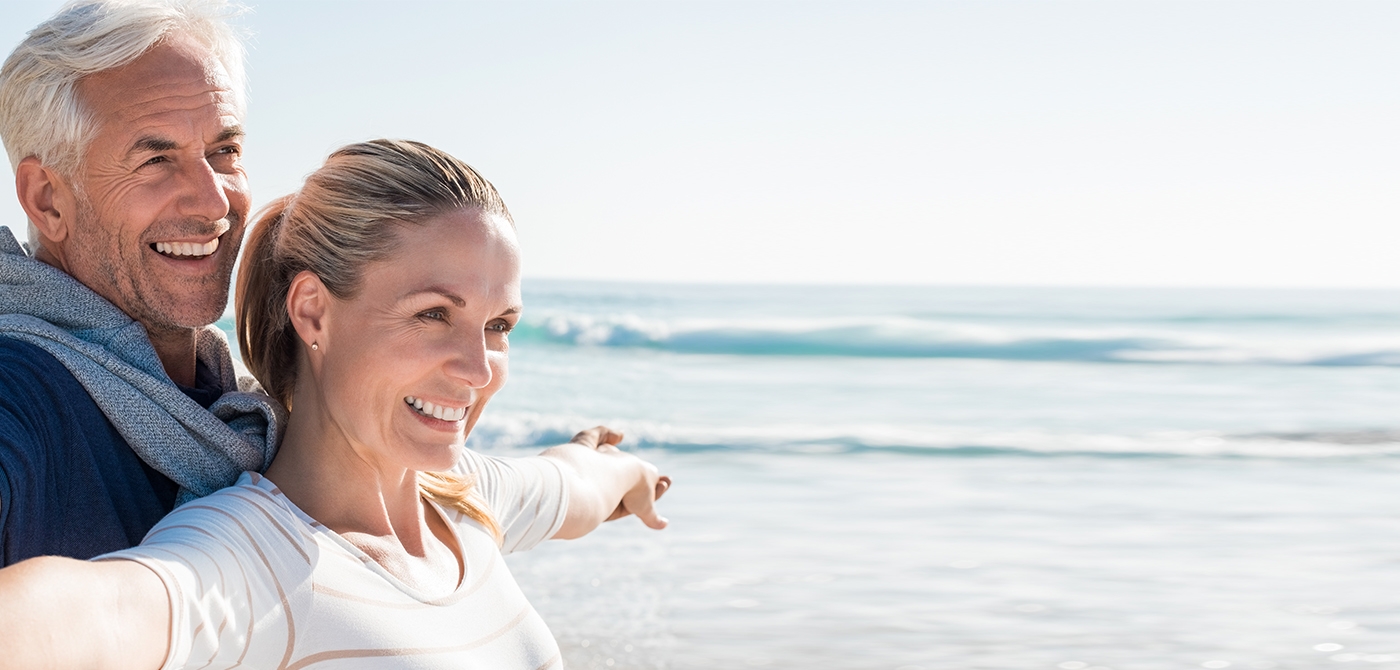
xmin=402 ymin=287 xmax=466 ymax=307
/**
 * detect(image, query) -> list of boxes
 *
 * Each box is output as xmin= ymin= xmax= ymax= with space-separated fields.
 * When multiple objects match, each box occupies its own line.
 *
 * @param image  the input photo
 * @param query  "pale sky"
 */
xmin=1 ymin=1 xmax=1398 ymax=287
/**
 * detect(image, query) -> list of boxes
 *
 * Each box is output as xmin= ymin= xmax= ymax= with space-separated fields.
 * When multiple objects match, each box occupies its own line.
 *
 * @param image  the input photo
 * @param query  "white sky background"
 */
xmin=1 ymin=1 xmax=1398 ymax=287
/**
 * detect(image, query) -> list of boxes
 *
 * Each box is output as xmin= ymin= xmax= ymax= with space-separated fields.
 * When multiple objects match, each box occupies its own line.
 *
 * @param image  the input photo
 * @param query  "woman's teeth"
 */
xmin=404 ymin=396 xmax=466 ymax=421
xmin=154 ymin=239 xmax=219 ymax=258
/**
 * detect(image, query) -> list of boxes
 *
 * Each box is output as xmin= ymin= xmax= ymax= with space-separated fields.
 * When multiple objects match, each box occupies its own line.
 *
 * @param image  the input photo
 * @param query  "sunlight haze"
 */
xmin=1 ymin=0 xmax=1397 ymax=287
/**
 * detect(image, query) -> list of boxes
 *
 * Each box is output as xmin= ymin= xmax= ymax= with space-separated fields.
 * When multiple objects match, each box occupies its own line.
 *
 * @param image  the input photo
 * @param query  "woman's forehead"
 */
xmin=407 ymin=209 xmax=516 ymax=252
xmin=366 ymin=212 xmax=521 ymax=305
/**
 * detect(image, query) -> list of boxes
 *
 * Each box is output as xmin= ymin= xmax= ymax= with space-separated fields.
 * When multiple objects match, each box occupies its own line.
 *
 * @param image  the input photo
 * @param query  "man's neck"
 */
xmin=146 ymin=326 xmax=199 ymax=388
xmin=33 ymin=242 xmax=63 ymax=270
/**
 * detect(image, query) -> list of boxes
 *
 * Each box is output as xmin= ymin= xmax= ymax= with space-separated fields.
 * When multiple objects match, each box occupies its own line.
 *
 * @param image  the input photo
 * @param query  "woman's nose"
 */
xmin=444 ymin=333 xmax=494 ymax=389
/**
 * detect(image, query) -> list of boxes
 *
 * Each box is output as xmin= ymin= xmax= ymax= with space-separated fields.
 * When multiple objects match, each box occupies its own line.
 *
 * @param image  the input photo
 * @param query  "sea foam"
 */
xmin=468 ymin=410 xmax=1400 ymax=460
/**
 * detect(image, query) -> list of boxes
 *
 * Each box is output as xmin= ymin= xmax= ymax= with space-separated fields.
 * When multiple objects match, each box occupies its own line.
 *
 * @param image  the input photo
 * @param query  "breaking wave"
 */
xmin=512 ymin=313 xmax=1400 ymax=366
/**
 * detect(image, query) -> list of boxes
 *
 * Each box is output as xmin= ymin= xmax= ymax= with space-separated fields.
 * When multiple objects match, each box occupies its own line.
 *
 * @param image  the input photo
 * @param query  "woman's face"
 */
xmin=314 ymin=207 xmax=522 ymax=472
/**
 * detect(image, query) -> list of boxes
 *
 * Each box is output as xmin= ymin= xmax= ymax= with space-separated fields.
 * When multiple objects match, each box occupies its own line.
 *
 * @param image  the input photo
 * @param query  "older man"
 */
xmin=0 ymin=0 xmax=280 ymax=564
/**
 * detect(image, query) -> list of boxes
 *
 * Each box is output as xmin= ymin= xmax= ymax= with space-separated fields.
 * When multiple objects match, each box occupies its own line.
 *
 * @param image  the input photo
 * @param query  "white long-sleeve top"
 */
xmin=99 ymin=450 xmax=569 ymax=670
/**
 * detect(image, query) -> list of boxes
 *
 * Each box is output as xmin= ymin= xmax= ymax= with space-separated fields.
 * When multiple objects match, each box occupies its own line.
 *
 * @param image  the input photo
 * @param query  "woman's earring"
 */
xmin=311 ymin=342 xmax=319 ymax=351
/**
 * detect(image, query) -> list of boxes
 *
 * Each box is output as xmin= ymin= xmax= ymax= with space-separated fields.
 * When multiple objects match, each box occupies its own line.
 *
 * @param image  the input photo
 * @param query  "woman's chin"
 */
xmin=389 ymin=431 xmax=465 ymax=472
xmin=417 ymin=442 xmax=464 ymax=472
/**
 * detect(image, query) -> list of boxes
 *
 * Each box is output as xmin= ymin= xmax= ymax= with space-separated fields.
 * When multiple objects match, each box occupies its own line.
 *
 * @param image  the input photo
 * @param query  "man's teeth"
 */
xmin=155 ymin=239 xmax=219 ymax=257
xmin=404 ymin=396 xmax=466 ymax=421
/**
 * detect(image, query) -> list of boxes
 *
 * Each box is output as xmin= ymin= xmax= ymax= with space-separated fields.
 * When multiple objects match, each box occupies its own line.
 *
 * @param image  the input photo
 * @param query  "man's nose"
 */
xmin=176 ymin=158 xmax=231 ymax=222
xmin=444 ymin=333 xmax=494 ymax=389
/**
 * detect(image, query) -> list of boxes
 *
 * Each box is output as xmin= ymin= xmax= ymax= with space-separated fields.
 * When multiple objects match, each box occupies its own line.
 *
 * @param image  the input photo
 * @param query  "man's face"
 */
xmin=62 ymin=34 xmax=249 ymax=335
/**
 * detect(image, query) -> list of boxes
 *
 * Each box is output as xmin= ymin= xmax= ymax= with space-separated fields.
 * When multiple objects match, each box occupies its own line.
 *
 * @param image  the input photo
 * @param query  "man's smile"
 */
xmin=151 ymin=236 xmax=220 ymax=259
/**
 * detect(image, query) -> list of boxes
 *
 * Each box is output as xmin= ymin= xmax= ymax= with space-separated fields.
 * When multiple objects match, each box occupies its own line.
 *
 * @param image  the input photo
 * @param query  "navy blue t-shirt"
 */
xmin=0 ymin=336 xmax=221 ymax=565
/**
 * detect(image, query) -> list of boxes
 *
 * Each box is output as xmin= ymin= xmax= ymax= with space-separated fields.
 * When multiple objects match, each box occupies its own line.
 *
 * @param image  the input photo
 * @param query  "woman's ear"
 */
xmin=286 ymin=270 xmax=329 ymax=354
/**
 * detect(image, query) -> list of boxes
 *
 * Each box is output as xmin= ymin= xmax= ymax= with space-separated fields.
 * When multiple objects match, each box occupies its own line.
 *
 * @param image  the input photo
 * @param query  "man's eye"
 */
xmin=141 ymin=155 xmax=169 ymax=166
xmin=214 ymin=145 xmax=241 ymax=156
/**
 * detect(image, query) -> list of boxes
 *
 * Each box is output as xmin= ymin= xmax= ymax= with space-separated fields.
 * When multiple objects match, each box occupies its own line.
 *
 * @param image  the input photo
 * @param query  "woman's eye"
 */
xmin=420 ymin=309 xmax=447 ymax=322
xmin=488 ymin=321 xmax=514 ymax=334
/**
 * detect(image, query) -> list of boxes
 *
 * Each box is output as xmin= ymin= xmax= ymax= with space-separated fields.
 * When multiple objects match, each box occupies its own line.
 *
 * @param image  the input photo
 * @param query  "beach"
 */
xmin=223 ymin=281 xmax=1400 ymax=668
xmin=511 ymin=453 xmax=1400 ymax=669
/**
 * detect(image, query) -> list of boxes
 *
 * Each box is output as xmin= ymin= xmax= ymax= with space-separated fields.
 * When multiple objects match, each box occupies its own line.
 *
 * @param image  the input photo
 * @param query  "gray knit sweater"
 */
xmin=0 ymin=226 xmax=284 ymax=503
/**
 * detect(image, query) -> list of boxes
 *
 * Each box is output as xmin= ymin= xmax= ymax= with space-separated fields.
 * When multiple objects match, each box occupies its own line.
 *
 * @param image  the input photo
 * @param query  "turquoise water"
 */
xmin=227 ymin=283 xmax=1400 ymax=668
xmin=477 ymin=283 xmax=1400 ymax=458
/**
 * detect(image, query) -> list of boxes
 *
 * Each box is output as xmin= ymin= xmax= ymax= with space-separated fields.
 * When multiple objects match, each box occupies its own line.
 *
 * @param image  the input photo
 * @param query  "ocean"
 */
xmin=226 ymin=282 xmax=1400 ymax=669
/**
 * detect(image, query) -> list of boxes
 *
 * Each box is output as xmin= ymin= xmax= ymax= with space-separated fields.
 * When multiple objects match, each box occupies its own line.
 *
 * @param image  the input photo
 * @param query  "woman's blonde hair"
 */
xmin=236 ymin=139 xmax=512 ymax=540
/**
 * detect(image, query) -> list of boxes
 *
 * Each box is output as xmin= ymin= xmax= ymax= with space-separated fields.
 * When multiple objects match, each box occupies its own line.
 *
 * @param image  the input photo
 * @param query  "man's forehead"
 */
xmin=81 ymin=35 xmax=227 ymax=93
xmin=94 ymin=98 xmax=243 ymax=158
xmin=76 ymin=36 xmax=242 ymax=136
xmin=79 ymin=67 xmax=242 ymax=155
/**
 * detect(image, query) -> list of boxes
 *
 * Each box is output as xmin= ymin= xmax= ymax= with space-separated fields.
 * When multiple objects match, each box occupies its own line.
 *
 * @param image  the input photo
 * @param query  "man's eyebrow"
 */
xmin=127 ymin=127 xmax=244 ymax=156
xmin=214 ymin=126 xmax=245 ymax=143
xmin=128 ymin=136 xmax=178 ymax=154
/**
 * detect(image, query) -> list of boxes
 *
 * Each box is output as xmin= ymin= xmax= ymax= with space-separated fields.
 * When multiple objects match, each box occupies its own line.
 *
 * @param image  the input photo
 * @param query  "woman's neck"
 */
xmin=264 ymin=384 xmax=463 ymax=593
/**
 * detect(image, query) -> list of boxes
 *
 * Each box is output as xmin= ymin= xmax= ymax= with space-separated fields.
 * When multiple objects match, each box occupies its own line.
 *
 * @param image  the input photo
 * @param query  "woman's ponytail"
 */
xmin=236 ymin=195 xmax=297 ymax=408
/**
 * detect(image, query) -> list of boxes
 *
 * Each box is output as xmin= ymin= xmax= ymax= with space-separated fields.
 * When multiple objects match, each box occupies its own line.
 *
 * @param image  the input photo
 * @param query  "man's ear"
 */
xmin=14 ymin=157 xmax=77 ymax=247
xmin=287 ymin=270 xmax=330 ymax=354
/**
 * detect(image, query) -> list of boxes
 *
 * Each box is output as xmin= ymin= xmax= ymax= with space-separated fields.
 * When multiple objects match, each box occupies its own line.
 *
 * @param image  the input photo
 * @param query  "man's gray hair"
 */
xmin=0 ymin=0 xmax=247 ymax=178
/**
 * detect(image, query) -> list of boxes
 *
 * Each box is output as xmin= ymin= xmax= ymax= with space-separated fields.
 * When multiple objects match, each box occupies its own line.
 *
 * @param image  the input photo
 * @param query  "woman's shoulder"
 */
xmin=139 ymin=472 xmax=313 ymax=558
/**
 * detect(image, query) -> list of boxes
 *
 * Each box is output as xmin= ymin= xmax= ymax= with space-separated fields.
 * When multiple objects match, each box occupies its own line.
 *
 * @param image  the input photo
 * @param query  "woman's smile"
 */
xmin=404 ymin=396 xmax=467 ymax=422
xmin=404 ymin=395 xmax=469 ymax=429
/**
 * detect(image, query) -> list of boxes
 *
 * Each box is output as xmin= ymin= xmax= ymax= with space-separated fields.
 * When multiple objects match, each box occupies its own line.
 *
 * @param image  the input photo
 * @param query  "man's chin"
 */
xmin=180 ymin=305 xmax=232 ymax=330
xmin=135 ymin=298 xmax=232 ymax=333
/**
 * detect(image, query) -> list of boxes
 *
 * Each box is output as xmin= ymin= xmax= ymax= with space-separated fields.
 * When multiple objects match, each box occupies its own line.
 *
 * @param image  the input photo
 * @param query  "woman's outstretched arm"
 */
xmin=541 ymin=426 xmax=671 ymax=540
xmin=0 ymin=556 xmax=168 ymax=670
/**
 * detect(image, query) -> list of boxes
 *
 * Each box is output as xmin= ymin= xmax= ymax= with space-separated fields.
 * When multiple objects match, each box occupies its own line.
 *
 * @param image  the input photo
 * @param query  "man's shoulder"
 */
xmin=0 ymin=334 xmax=125 ymax=463
xmin=0 ymin=336 xmax=106 ymax=427
xmin=0 ymin=337 xmax=181 ymax=565
xmin=0 ymin=336 xmax=83 ymax=396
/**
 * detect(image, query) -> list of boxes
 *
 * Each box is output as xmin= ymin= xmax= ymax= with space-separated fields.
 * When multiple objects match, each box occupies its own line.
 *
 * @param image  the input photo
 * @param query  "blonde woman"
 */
xmin=0 ymin=139 xmax=669 ymax=669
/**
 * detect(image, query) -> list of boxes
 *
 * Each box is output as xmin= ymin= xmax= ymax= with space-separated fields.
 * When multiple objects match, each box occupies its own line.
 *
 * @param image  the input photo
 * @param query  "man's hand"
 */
xmin=569 ymin=426 xmax=672 ymax=523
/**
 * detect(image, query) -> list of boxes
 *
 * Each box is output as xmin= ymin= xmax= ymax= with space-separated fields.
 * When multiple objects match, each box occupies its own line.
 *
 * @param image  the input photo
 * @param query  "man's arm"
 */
xmin=0 ymin=556 xmax=169 ymax=669
xmin=540 ymin=426 xmax=670 ymax=540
